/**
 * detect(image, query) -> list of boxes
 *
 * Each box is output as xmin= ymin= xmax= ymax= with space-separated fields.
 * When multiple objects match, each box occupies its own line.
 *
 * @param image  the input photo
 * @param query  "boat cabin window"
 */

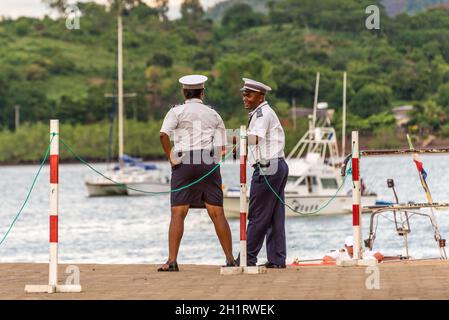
xmin=287 ymin=176 xmax=306 ymax=185
xmin=321 ymin=178 xmax=338 ymax=189
xmin=287 ymin=176 xmax=298 ymax=183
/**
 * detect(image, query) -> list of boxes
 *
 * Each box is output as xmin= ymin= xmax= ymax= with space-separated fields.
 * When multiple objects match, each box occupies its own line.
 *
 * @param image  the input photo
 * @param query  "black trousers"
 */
xmin=247 ymin=159 xmax=289 ymax=266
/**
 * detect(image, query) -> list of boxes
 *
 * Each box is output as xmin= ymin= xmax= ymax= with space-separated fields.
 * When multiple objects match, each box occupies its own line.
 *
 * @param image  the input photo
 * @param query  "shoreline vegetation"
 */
xmin=1 ymin=119 xmax=448 ymax=166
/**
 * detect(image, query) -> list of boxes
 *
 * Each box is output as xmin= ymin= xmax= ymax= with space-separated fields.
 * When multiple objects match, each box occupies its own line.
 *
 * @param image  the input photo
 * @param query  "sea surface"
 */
xmin=1 ymin=154 xmax=449 ymax=265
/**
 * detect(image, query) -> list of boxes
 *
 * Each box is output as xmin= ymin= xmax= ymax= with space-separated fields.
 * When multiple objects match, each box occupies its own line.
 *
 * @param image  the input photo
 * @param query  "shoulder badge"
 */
xmin=339 ymin=249 xmax=345 ymax=253
xmin=256 ymin=108 xmax=263 ymax=118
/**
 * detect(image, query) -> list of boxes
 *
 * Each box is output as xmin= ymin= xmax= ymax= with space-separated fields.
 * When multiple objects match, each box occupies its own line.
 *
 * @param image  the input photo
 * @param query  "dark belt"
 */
xmin=177 ymin=149 xmax=215 ymax=158
xmin=252 ymin=158 xmax=284 ymax=169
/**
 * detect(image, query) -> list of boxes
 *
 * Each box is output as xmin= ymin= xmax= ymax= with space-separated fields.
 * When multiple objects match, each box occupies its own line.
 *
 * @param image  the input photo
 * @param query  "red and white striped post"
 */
xmin=25 ymin=120 xmax=81 ymax=293
xmin=240 ymin=125 xmax=248 ymax=268
xmin=351 ymin=131 xmax=363 ymax=260
xmin=49 ymin=119 xmax=59 ymax=287
xmin=220 ymin=125 xmax=265 ymax=275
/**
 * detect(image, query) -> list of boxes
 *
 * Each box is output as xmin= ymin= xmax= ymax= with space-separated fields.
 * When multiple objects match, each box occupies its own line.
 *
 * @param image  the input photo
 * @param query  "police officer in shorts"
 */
xmin=158 ymin=75 xmax=236 ymax=271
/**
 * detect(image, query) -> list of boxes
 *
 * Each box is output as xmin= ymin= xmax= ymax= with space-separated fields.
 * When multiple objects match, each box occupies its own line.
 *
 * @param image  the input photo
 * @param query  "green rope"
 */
xmin=249 ymin=147 xmax=353 ymax=216
xmin=59 ymin=137 xmax=238 ymax=195
xmin=0 ymin=135 xmax=54 ymax=247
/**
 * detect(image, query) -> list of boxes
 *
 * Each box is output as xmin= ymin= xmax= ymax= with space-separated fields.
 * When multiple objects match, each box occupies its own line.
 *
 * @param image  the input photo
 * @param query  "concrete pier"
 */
xmin=1 ymin=260 xmax=449 ymax=300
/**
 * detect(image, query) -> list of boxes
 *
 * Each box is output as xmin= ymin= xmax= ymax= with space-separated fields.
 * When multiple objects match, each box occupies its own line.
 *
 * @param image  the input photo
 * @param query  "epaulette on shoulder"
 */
xmin=256 ymin=107 xmax=263 ymax=118
xmin=207 ymin=105 xmax=215 ymax=110
xmin=171 ymin=104 xmax=180 ymax=109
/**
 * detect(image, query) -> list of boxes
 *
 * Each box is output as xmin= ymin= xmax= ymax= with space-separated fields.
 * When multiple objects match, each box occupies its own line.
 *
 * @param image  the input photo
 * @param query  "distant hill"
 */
xmin=205 ymin=0 xmax=449 ymax=20
xmin=382 ymin=0 xmax=449 ymax=16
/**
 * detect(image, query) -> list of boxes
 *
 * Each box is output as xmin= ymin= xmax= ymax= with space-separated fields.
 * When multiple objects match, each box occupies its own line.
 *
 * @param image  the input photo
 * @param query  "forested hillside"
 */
xmin=0 ymin=0 xmax=449 ymax=162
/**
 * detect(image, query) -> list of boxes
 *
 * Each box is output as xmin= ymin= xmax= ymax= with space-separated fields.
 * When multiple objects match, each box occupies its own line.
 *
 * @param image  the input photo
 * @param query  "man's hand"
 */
xmin=160 ymin=132 xmax=182 ymax=168
xmin=323 ymin=255 xmax=335 ymax=262
xmin=169 ymin=151 xmax=184 ymax=167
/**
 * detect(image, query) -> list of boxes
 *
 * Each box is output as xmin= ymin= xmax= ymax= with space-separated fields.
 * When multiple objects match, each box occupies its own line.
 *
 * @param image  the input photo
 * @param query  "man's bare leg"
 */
xmin=160 ymin=205 xmax=189 ymax=270
xmin=205 ymin=202 xmax=235 ymax=263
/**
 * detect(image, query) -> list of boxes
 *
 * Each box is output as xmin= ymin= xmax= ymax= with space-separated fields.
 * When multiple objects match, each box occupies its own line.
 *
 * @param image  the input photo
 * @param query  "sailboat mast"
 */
xmin=342 ymin=72 xmax=347 ymax=157
xmin=117 ymin=13 xmax=124 ymax=165
xmin=312 ymin=72 xmax=320 ymax=130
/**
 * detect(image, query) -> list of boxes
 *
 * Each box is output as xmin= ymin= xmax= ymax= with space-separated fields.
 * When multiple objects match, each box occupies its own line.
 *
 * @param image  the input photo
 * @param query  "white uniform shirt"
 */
xmin=160 ymin=98 xmax=227 ymax=152
xmin=247 ymin=101 xmax=285 ymax=166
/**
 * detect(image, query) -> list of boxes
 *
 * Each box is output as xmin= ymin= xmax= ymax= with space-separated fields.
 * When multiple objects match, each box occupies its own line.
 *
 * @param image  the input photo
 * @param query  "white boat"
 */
xmin=85 ymin=157 xmax=170 ymax=197
xmin=223 ymin=72 xmax=377 ymax=217
xmin=223 ymin=126 xmax=377 ymax=218
xmin=85 ymin=13 xmax=169 ymax=197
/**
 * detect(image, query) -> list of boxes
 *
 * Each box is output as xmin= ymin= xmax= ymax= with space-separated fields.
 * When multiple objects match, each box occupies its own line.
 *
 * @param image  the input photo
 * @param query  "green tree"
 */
xmin=437 ymin=83 xmax=449 ymax=109
xmin=221 ymin=3 xmax=265 ymax=33
xmin=409 ymin=101 xmax=446 ymax=134
xmin=268 ymin=0 xmax=384 ymax=32
xmin=349 ymin=84 xmax=392 ymax=118
xmin=208 ymin=53 xmax=274 ymax=116
xmin=149 ymin=53 xmax=173 ymax=68
xmin=272 ymin=63 xmax=315 ymax=107
xmin=151 ymin=0 xmax=170 ymax=21
xmin=107 ymin=0 xmax=145 ymax=15
xmin=180 ymin=0 xmax=205 ymax=24
xmin=388 ymin=61 xmax=431 ymax=100
xmin=0 ymin=75 xmax=10 ymax=128
xmin=42 ymin=0 xmax=68 ymax=13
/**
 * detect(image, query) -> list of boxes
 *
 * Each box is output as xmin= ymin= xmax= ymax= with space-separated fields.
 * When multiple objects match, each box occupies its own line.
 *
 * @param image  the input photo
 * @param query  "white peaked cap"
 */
xmin=345 ymin=236 xmax=354 ymax=247
xmin=240 ymin=78 xmax=272 ymax=94
xmin=179 ymin=75 xmax=208 ymax=89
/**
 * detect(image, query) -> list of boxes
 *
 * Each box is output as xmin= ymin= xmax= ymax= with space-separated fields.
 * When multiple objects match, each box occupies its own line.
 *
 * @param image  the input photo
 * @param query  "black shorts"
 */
xmin=170 ymin=152 xmax=223 ymax=208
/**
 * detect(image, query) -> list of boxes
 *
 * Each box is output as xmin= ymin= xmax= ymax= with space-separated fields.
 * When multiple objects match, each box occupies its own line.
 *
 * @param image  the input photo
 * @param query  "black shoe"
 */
xmin=157 ymin=260 xmax=179 ymax=272
xmin=259 ymin=261 xmax=286 ymax=269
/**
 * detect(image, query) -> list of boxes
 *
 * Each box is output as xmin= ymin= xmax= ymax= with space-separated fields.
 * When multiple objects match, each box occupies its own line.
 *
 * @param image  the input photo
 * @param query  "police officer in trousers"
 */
xmin=241 ymin=78 xmax=289 ymax=268
xmin=158 ymin=74 xmax=237 ymax=271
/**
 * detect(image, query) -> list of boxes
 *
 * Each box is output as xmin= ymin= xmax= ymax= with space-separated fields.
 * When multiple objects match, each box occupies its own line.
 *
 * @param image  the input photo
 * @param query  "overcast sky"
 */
xmin=0 ymin=0 xmax=223 ymax=19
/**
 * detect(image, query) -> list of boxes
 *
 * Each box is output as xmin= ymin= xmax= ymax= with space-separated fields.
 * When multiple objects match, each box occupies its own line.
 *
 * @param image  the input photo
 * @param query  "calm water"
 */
xmin=1 ymin=155 xmax=449 ymax=265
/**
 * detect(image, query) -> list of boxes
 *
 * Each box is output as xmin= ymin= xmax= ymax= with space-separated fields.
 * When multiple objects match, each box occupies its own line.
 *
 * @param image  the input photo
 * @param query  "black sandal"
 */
xmin=223 ymin=259 xmax=238 ymax=267
xmin=157 ymin=260 xmax=179 ymax=272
